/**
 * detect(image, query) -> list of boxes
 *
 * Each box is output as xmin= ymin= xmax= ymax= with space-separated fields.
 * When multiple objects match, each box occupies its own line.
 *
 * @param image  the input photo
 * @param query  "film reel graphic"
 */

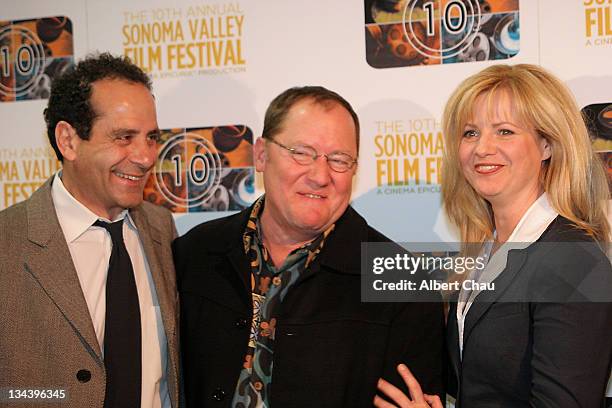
xmin=402 ymin=0 xmax=482 ymax=60
xmin=155 ymin=132 xmax=223 ymax=209
xmin=0 ymin=24 xmax=46 ymax=98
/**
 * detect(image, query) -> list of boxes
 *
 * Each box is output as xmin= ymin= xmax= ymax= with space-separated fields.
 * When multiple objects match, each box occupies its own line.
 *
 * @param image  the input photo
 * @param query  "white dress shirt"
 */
xmin=456 ymin=193 xmax=559 ymax=356
xmin=51 ymin=172 xmax=170 ymax=408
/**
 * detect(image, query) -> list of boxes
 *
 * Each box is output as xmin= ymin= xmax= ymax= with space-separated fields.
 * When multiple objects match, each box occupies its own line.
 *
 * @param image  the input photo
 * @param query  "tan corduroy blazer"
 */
xmin=0 ymin=177 xmax=180 ymax=408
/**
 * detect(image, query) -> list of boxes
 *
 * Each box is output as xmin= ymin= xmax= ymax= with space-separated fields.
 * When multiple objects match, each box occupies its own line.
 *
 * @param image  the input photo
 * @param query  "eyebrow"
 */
xmin=111 ymin=128 xmax=139 ymax=137
xmin=290 ymin=141 xmax=354 ymax=155
xmin=111 ymin=128 xmax=161 ymax=137
xmin=463 ymin=121 xmax=518 ymax=128
xmin=491 ymin=121 xmax=518 ymax=127
xmin=148 ymin=129 xmax=162 ymax=138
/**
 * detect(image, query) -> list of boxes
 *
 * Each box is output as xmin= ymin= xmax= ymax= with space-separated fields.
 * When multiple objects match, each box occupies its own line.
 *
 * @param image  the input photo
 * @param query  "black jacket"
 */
xmin=174 ymin=205 xmax=445 ymax=407
xmin=447 ymin=216 xmax=612 ymax=407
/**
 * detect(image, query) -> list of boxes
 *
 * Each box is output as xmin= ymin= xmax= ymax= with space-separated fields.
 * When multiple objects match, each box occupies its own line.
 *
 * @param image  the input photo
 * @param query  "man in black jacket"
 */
xmin=173 ymin=86 xmax=444 ymax=407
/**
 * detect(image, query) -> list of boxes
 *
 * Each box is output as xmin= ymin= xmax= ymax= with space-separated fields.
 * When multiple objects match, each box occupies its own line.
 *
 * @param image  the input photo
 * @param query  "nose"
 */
xmin=474 ymin=132 xmax=497 ymax=157
xmin=129 ymin=136 xmax=158 ymax=170
xmin=306 ymin=156 xmax=332 ymax=187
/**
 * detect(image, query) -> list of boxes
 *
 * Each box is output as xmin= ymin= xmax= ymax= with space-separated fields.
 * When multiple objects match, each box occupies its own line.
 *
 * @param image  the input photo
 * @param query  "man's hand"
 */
xmin=373 ymin=364 xmax=442 ymax=408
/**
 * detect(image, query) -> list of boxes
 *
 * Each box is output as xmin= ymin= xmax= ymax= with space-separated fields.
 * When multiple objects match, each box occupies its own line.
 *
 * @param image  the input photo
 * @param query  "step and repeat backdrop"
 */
xmin=1 ymin=0 xmax=611 ymax=241
xmin=2 ymin=0 xmax=612 ymax=400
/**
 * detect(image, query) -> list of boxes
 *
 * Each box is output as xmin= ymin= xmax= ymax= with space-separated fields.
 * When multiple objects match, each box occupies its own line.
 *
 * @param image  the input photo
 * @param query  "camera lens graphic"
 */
xmin=401 ymin=0 xmax=482 ymax=60
xmin=0 ymin=24 xmax=46 ymax=98
xmin=155 ymin=132 xmax=223 ymax=209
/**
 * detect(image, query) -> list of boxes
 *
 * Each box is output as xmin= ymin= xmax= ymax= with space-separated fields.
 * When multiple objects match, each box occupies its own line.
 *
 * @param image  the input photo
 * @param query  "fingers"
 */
xmin=375 ymin=365 xmax=435 ymax=408
xmin=373 ymin=394 xmax=398 ymax=408
xmin=424 ymin=394 xmax=443 ymax=408
xmin=377 ymin=377 xmax=412 ymax=407
xmin=396 ymin=364 xmax=425 ymax=403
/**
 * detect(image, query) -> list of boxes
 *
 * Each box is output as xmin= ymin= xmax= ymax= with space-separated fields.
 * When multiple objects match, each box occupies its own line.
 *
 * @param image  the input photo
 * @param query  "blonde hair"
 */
xmin=441 ymin=64 xmax=609 ymax=244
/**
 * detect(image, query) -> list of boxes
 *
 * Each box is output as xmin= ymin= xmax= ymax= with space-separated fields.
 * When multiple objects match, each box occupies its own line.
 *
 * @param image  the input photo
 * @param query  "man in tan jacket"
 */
xmin=0 ymin=53 xmax=179 ymax=407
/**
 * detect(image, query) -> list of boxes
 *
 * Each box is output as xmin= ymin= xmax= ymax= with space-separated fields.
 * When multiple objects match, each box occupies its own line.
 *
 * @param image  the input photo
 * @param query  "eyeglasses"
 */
xmin=268 ymin=139 xmax=357 ymax=173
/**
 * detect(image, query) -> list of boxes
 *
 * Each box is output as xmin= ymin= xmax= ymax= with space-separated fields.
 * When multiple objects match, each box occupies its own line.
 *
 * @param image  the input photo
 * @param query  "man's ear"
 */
xmin=55 ymin=121 xmax=81 ymax=162
xmin=254 ymin=137 xmax=267 ymax=172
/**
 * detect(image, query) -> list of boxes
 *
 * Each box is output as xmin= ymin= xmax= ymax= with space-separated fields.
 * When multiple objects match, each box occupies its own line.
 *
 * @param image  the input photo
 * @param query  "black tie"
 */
xmin=95 ymin=219 xmax=142 ymax=408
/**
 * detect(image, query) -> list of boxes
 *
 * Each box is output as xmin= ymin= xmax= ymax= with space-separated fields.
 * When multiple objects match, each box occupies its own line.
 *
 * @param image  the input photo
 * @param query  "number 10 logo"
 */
xmin=405 ymin=0 xmax=483 ymax=59
xmin=0 ymin=24 xmax=46 ymax=99
xmin=0 ymin=17 xmax=74 ymax=102
xmin=365 ymin=0 xmax=520 ymax=68
xmin=145 ymin=126 xmax=255 ymax=213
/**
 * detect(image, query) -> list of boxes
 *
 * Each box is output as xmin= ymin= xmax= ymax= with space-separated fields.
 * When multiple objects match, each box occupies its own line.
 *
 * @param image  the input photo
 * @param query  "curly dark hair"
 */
xmin=44 ymin=52 xmax=152 ymax=161
xmin=262 ymin=86 xmax=360 ymax=152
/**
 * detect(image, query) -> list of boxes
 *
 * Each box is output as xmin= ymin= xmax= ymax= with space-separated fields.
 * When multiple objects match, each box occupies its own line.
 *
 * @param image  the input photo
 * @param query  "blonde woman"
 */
xmin=375 ymin=64 xmax=612 ymax=408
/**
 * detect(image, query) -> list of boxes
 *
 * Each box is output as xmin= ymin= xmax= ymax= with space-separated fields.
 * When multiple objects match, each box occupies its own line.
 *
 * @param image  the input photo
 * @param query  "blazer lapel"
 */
xmin=24 ymin=180 xmax=103 ymax=363
xmin=130 ymin=207 xmax=176 ymax=338
xmin=226 ymin=244 xmax=253 ymax=309
xmin=462 ymin=249 xmax=528 ymax=346
xmin=204 ymin=206 xmax=255 ymax=311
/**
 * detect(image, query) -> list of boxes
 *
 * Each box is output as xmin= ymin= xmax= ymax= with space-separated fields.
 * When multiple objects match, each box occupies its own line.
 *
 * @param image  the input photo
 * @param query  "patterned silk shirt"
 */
xmin=231 ymin=197 xmax=334 ymax=408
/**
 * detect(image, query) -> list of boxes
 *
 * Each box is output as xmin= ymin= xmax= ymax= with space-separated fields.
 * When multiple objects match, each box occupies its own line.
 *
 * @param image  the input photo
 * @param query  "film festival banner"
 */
xmin=145 ymin=125 xmax=255 ymax=213
xmin=1 ymin=0 xmax=611 ymax=401
xmin=352 ymin=112 xmax=450 ymax=242
xmin=1 ymin=0 xmax=610 ymax=240
xmin=0 ymin=16 xmax=73 ymax=208
xmin=577 ymin=1 xmax=612 ymax=191
xmin=364 ymin=0 xmax=520 ymax=68
xmin=583 ymin=0 xmax=612 ymax=48
xmin=0 ymin=4 xmax=255 ymax=223
xmin=120 ymin=3 xmax=246 ymax=78
xmin=352 ymin=0 xmax=522 ymax=243
xmin=116 ymin=3 xmax=256 ymax=216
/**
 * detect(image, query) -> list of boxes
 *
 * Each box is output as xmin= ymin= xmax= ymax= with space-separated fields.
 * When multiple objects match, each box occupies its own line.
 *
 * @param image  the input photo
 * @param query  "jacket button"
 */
xmin=76 ymin=369 xmax=91 ymax=383
xmin=235 ymin=318 xmax=248 ymax=329
xmin=212 ymin=388 xmax=226 ymax=401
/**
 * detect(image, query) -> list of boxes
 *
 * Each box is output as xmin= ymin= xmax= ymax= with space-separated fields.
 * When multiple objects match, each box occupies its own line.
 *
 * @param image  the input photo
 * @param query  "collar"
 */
xmin=242 ymin=195 xmax=265 ymax=252
xmin=204 ymin=198 xmax=371 ymax=275
xmin=457 ymin=194 xmax=559 ymax=339
xmin=51 ymin=172 xmax=134 ymax=243
xmin=464 ymin=192 xmax=558 ymax=299
xmin=242 ymin=195 xmax=335 ymax=268
xmin=317 ymin=206 xmax=371 ymax=274
xmin=504 ymin=192 xmax=558 ymax=244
